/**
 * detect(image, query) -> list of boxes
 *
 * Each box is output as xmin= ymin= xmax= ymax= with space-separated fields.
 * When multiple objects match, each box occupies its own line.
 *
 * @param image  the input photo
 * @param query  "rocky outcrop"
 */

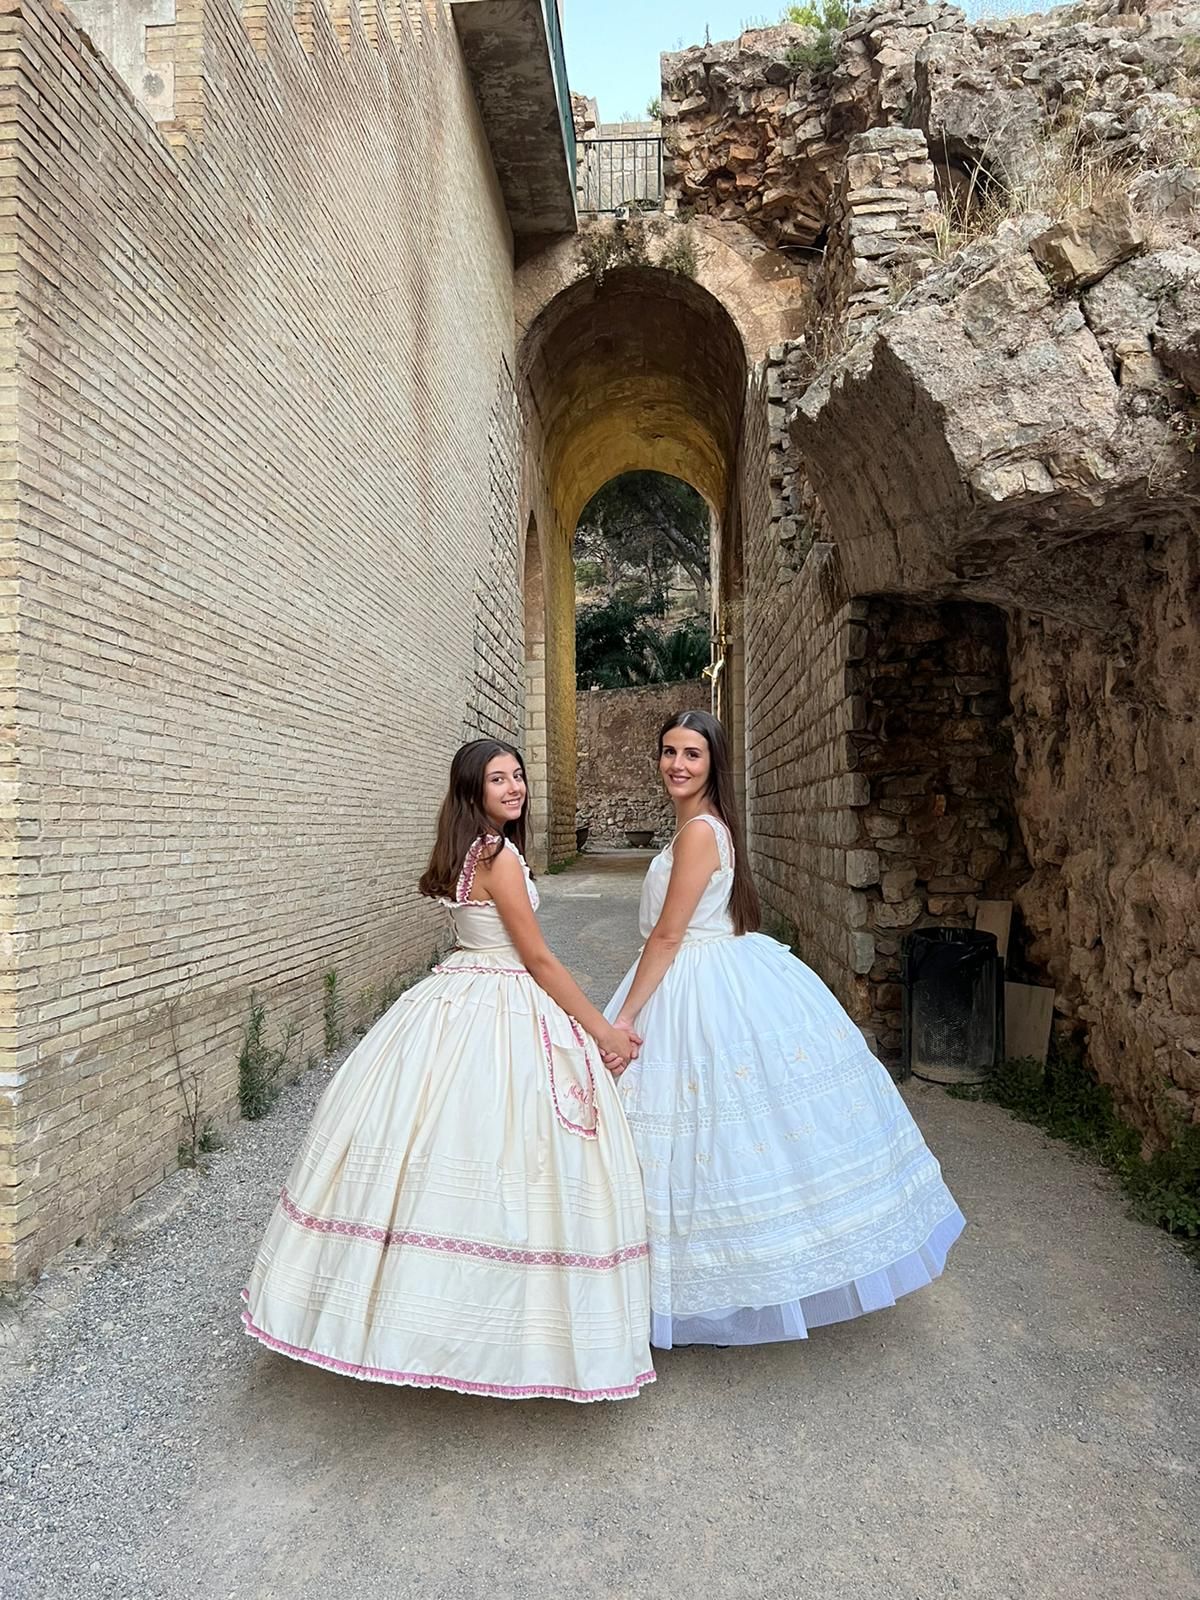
xmin=795 ymin=205 xmax=1199 ymax=617
xmin=792 ymin=177 xmax=1200 ymax=1128
xmin=661 ymin=0 xmax=1200 ymax=251
xmin=661 ymin=23 xmax=842 ymax=247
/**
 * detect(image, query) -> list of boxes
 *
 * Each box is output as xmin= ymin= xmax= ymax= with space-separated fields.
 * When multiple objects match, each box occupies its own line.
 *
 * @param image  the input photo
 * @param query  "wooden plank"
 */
xmin=976 ymin=899 xmax=1014 ymax=964
xmin=1005 ymin=982 xmax=1055 ymax=1063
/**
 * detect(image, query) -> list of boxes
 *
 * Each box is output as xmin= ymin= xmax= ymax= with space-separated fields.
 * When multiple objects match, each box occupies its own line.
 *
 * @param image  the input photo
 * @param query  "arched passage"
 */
xmin=516 ymin=258 xmax=754 ymax=857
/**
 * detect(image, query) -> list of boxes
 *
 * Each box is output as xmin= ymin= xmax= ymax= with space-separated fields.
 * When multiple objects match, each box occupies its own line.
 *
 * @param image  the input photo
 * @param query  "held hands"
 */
xmin=599 ymin=1015 xmax=642 ymax=1078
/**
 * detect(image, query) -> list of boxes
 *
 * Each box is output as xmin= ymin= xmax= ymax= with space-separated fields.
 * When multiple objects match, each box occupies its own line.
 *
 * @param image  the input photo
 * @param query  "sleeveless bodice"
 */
xmin=637 ymin=813 xmax=735 ymax=942
xmin=442 ymin=835 xmax=537 ymax=954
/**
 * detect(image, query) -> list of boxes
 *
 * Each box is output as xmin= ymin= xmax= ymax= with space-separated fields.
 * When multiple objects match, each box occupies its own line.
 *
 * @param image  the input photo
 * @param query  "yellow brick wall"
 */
xmin=0 ymin=0 xmax=521 ymax=1279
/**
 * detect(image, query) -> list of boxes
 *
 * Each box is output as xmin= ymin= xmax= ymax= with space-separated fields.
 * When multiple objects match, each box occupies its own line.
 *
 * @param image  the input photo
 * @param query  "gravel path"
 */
xmin=3 ymin=855 xmax=1199 ymax=1600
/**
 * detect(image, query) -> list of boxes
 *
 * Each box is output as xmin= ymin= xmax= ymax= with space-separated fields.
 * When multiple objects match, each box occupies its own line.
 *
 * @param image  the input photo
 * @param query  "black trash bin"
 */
xmin=901 ymin=927 xmax=1004 ymax=1085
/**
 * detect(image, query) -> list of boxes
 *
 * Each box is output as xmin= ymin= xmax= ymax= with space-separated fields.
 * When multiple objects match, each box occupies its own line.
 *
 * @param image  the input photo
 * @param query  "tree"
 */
xmin=646 ymin=618 xmax=710 ymax=682
xmin=575 ymin=596 xmax=658 ymax=689
xmin=574 ymin=472 xmax=711 ymax=614
xmin=576 ymin=600 xmax=710 ymax=690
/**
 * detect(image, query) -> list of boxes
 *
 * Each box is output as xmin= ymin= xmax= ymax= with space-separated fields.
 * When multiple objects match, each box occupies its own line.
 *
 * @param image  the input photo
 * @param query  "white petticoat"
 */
xmin=607 ymin=930 xmax=965 ymax=1348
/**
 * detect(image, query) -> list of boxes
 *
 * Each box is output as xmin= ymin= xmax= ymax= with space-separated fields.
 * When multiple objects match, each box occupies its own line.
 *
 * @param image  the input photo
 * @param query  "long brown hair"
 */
xmin=658 ymin=710 xmax=761 ymax=936
xmin=418 ymin=739 xmax=529 ymax=900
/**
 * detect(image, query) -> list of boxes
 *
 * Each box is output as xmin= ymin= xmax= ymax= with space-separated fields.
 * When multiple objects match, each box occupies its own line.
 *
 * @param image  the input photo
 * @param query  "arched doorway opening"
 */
xmin=573 ymin=470 xmax=714 ymax=849
xmin=517 ymin=262 xmax=750 ymax=858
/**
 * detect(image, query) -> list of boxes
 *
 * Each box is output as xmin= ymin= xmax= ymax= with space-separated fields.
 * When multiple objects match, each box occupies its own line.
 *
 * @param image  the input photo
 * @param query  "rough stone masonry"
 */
xmin=664 ymin=0 xmax=1200 ymax=1133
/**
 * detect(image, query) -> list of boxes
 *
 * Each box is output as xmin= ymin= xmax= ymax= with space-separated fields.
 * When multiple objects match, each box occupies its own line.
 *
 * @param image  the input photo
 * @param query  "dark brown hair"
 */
xmin=418 ymin=740 xmax=528 ymax=900
xmin=658 ymin=710 xmax=761 ymax=936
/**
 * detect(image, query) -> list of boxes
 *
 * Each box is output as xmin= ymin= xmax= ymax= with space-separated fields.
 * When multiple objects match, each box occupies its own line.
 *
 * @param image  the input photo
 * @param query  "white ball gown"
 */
xmin=605 ymin=813 xmax=965 ymax=1349
xmin=243 ymin=837 xmax=655 ymax=1401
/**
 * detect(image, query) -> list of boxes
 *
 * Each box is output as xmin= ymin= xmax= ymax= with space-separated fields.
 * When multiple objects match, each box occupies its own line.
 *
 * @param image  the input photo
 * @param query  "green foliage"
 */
xmin=645 ymin=617 xmax=711 ymax=681
xmin=646 ymin=95 xmax=662 ymax=119
xmin=323 ymin=969 xmax=343 ymax=1057
xmin=575 ymin=471 xmax=712 ymax=689
xmin=238 ymin=994 xmax=299 ymax=1121
xmin=576 ymin=596 xmax=660 ymax=688
xmin=659 ymin=227 xmax=698 ymax=279
xmin=783 ymin=0 xmax=849 ymax=24
xmin=574 ymin=557 xmax=606 ymax=592
xmin=783 ymin=0 xmax=850 ymax=75
xmin=576 ymin=599 xmax=713 ymax=689
xmin=949 ymin=1043 xmax=1200 ymax=1244
xmin=575 ymin=471 xmax=710 ymax=609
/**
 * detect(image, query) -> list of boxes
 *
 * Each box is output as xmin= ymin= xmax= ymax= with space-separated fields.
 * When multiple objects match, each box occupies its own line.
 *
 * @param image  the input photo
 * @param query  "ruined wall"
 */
xmin=0 ymin=0 xmax=520 ymax=1280
xmin=575 ymin=680 xmax=707 ymax=849
xmin=702 ymin=0 xmax=1200 ymax=1121
xmin=1009 ymin=530 xmax=1200 ymax=1134
xmin=850 ymin=600 xmax=1026 ymax=1060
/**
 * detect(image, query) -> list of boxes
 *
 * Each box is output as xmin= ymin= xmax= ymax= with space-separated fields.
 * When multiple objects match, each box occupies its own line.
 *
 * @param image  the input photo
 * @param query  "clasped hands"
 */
xmin=600 ymin=1013 xmax=642 ymax=1078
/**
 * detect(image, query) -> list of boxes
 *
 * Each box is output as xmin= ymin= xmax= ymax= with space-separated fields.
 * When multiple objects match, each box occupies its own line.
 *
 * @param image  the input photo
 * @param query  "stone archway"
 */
xmin=515 ymin=230 xmax=785 ymax=855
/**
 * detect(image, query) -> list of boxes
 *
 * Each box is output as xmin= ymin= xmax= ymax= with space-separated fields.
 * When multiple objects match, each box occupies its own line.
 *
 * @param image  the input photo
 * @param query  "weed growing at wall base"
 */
xmin=323 ymin=970 xmax=343 ymax=1057
xmin=949 ymin=1044 xmax=1200 ymax=1247
xmin=238 ymin=995 xmax=300 ymax=1121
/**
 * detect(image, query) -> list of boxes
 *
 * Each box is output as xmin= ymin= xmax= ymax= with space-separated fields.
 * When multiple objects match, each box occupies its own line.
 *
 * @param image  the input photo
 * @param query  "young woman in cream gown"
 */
xmin=605 ymin=710 xmax=964 ymax=1350
xmin=243 ymin=740 xmax=654 ymax=1402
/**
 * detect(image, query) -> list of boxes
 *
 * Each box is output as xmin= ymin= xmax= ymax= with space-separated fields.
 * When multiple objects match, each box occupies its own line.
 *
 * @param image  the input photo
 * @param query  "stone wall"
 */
xmin=707 ymin=0 xmax=1200 ymax=1119
xmin=576 ymin=682 xmax=708 ymax=850
xmin=848 ymin=600 xmax=1027 ymax=1059
xmin=813 ymin=127 xmax=939 ymax=351
xmin=1009 ymin=531 xmax=1200 ymax=1134
xmin=0 ymin=0 xmax=520 ymax=1280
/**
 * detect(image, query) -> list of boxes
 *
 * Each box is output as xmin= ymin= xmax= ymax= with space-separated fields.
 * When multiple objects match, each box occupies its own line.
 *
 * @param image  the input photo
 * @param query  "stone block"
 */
xmin=846 ymin=849 xmax=881 ymax=888
xmin=874 ymin=895 xmax=924 ymax=930
xmin=1031 ymin=193 xmax=1144 ymax=290
xmin=850 ymin=931 xmax=876 ymax=974
xmin=882 ymin=867 xmax=918 ymax=903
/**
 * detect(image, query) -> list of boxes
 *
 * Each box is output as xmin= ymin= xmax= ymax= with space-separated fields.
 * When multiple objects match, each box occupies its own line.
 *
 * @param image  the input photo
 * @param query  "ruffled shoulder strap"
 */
xmin=455 ymin=833 xmax=502 ymax=904
xmin=669 ymin=812 xmax=733 ymax=871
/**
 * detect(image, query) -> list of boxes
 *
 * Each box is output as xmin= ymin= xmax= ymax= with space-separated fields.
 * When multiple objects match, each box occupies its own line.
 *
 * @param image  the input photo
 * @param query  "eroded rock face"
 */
xmin=1009 ymin=531 xmax=1200 ymax=1134
xmin=661 ymin=0 xmax=1200 ymax=250
xmin=795 ymin=220 xmax=1199 ymax=618
xmin=792 ymin=180 xmax=1200 ymax=1128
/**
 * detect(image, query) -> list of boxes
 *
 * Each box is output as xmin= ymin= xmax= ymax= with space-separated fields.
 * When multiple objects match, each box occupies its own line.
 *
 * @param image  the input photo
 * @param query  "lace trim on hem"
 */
xmin=241 ymin=1309 xmax=655 ymax=1402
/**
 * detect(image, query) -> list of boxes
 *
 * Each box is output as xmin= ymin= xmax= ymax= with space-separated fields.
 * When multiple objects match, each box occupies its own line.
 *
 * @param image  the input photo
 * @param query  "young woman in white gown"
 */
xmin=604 ymin=710 xmax=965 ymax=1350
xmin=243 ymin=740 xmax=655 ymax=1401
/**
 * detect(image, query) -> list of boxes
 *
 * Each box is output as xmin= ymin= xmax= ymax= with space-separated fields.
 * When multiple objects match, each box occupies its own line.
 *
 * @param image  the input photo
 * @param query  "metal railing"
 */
xmin=578 ymin=136 xmax=664 ymax=214
xmin=543 ymin=0 xmax=577 ymax=189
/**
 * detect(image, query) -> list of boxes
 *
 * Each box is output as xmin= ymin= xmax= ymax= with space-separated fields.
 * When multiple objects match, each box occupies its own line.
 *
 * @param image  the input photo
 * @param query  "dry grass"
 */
xmin=929 ymin=77 xmax=1196 ymax=262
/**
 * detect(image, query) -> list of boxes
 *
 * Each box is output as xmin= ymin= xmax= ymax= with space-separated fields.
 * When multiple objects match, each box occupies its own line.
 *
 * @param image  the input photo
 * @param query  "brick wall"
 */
xmin=575 ymin=680 xmax=708 ymax=850
xmin=467 ymin=362 xmax=524 ymax=746
xmin=737 ymin=358 xmax=865 ymax=1018
xmin=0 ymin=0 xmax=520 ymax=1279
xmin=743 ymin=537 xmax=863 ymax=1020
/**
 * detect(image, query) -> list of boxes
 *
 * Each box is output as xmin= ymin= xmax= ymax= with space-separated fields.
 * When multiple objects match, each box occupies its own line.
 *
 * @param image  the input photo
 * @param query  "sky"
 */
xmin=563 ymin=0 xmax=776 ymax=122
xmin=561 ymin=0 xmax=1044 ymax=124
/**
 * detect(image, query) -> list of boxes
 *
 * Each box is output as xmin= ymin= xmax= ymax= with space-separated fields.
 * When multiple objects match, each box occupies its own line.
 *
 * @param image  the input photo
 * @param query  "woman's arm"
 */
xmin=613 ymin=820 xmax=720 ymax=1030
xmin=475 ymin=848 xmax=638 ymax=1063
